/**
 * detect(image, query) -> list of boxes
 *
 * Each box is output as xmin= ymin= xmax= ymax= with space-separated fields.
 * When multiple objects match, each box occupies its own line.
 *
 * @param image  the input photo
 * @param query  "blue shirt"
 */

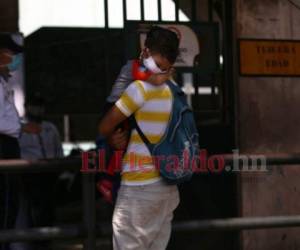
xmin=19 ymin=121 xmax=63 ymax=160
xmin=0 ymin=76 xmax=21 ymax=138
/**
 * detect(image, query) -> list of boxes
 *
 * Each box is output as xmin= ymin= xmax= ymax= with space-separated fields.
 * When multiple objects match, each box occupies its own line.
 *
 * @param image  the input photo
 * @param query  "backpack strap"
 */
xmin=129 ymin=81 xmax=179 ymax=153
xmin=166 ymin=80 xmax=185 ymax=96
xmin=129 ymin=116 xmax=154 ymax=152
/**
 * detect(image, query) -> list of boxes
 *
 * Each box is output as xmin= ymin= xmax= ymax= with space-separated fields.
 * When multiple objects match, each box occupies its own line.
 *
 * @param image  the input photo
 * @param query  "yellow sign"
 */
xmin=239 ymin=40 xmax=300 ymax=76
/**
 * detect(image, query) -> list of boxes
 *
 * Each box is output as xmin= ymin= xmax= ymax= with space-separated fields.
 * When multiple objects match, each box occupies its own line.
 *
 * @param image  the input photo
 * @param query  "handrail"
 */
xmin=0 ymin=157 xmax=81 ymax=173
xmin=0 ymin=225 xmax=84 ymax=243
xmin=1 ymin=215 xmax=300 ymax=243
xmin=0 ymin=157 xmax=95 ymax=250
xmin=95 ymin=215 xmax=300 ymax=236
xmin=172 ymin=216 xmax=300 ymax=232
xmin=1 ymin=153 xmax=300 ymax=173
xmin=1 ymin=153 xmax=300 ymax=249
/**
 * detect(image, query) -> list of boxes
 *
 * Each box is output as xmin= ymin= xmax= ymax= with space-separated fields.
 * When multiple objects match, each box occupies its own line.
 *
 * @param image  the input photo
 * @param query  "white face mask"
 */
xmin=143 ymin=56 xmax=163 ymax=74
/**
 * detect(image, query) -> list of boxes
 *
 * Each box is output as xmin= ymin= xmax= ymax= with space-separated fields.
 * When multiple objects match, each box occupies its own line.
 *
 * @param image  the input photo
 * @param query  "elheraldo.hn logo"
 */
xmin=81 ymin=149 xmax=268 ymax=174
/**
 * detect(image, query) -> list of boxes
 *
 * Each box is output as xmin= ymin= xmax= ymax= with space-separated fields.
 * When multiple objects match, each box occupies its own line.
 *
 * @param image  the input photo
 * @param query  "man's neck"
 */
xmin=0 ymin=66 xmax=10 ymax=81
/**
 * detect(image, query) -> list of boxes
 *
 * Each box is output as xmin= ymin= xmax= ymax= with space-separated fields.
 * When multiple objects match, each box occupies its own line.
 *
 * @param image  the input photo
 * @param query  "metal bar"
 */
xmin=173 ymin=216 xmax=300 ymax=232
xmin=123 ymin=0 xmax=127 ymax=23
xmin=157 ymin=0 xmax=162 ymax=21
xmin=140 ymin=0 xmax=145 ymax=21
xmin=210 ymin=74 xmax=219 ymax=110
xmin=0 ymin=226 xmax=83 ymax=243
xmin=191 ymin=0 xmax=197 ymax=22
xmin=97 ymin=215 xmax=300 ymax=236
xmin=104 ymin=32 xmax=111 ymax=101
xmin=0 ymin=158 xmax=82 ymax=173
xmin=104 ymin=0 xmax=109 ymax=28
xmin=82 ymin=173 xmax=96 ymax=250
xmin=174 ymin=0 xmax=179 ymax=22
xmin=221 ymin=0 xmax=236 ymax=128
xmin=208 ymin=0 xmax=213 ymax=22
xmin=2 ymin=153 xmax=300 ymax=173
xmin=1 ymin=215 xmax=300 ymax=243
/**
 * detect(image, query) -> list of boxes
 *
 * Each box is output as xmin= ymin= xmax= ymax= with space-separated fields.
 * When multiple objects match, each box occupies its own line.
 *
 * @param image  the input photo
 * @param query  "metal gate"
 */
xmin=26 ymin=0 xmax=235 ymax=142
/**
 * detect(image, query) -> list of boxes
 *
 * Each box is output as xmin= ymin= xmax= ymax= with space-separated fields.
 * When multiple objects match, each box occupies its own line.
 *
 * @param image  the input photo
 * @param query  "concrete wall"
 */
xmin=0 ymin=0 xmax=18 ymax=32
xmin=236 ymin=0 xmax=300 ymax=249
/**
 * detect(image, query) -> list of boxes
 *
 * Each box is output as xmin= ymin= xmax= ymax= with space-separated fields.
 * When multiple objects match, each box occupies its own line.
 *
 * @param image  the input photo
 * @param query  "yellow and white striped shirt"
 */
xmin=115 ymin=80 xmax=173 ymax=186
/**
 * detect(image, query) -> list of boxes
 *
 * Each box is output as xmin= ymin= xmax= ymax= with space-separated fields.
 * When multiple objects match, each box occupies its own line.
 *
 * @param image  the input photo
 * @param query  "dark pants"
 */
xmin=0 ymin=134 xmax=21 ymax=250
xmin=15 ymin=174 xmax=55 ymax=250
xmin=0 ymin=134 xmax=20 ymax=159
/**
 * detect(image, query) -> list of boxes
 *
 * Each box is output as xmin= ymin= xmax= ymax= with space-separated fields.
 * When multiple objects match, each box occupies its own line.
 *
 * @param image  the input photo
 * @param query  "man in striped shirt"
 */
xmin=99 ymin=27 xmax=180 ymax=250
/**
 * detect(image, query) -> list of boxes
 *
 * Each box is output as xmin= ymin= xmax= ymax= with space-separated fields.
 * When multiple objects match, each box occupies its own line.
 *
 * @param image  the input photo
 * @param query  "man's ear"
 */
xmin=0 ymin=52 xmax=13 ymax=65
xmin=143 ymin=48 xmax=150 ymax=58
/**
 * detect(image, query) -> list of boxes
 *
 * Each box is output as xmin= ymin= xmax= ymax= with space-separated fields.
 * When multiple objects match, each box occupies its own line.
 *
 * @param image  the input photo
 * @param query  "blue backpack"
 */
xmin=132 ymin=81 xmax=200 ymax=185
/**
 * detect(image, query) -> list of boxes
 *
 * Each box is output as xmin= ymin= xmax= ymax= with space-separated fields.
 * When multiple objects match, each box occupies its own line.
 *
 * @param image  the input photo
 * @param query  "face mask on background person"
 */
xmin=26 ymin=105 xmax=45 ymax=123
xmin=7 ymin=53 xmax=22 ymax=72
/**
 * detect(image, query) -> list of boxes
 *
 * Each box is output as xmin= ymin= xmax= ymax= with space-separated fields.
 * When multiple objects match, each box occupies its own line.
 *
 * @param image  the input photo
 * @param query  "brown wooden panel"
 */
xmin=239 ymin=40 xmax=300 ymax=76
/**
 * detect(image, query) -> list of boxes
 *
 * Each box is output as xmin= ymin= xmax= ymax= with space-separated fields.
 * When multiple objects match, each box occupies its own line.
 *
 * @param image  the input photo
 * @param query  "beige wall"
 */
xmin=236 ymin=0 xmax=300 ymax=249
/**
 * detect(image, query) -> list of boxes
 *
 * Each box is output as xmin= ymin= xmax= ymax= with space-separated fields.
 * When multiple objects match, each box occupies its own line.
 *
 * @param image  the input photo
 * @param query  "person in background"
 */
xmin=15 ymin=94 xmax=63 ymax=250
xmin=0 ymin=34 xmax=23 ymax=250
xmin=19 ymin=94 xmax=63 ymax=159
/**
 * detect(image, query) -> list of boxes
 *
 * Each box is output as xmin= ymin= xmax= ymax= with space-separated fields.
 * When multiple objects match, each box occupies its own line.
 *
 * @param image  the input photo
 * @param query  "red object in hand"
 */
xmin=98 ymin=61 xmax=150 ymax=203
xmin=132 ymin=59 xmax=153 ymax=81
xmin=106 ymin=148 xmax=124 ymax=176
xmin=97 ymin=179 xmax=113 ymax=204
xmin=97 ymin=148 xmax=124 ymax=203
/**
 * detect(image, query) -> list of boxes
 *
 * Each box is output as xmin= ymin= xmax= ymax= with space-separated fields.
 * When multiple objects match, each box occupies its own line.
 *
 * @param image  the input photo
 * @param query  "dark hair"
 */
xmin=25 ymin=92 xmax=45 ymax=107
xmin=144 ymin=26 xmax=179 ymax=64
xmin=0 ymin=34 xmax=23 ymax=53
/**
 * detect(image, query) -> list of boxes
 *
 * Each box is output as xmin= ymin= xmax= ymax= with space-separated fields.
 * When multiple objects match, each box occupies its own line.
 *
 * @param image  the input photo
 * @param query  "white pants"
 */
xmin=112 ymin=180 xmax=180 ymax=250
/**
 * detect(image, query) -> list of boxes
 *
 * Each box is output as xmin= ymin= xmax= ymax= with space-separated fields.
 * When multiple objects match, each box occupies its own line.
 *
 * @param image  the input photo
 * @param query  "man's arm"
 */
xmin=99 ymin=81 xmax=146 ymax=138
xmin=108 ymin=129 xmax=128 ymax=150
xmin=51 ymin=124 xmax=64 ymax=158
xmin=99 ymin=105 xmax=128 ymax=138
xmin=0 ymin=82 xmax=5 ymax=122
xmin=0 ymin=81 xmax=20 ymax=137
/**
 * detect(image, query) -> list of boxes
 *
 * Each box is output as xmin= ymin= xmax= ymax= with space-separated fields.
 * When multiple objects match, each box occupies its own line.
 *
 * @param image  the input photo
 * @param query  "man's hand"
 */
xmin=146 ymin=68 xmax=175 ymax=86
xmin=22 ymin=122 xmax=42 ymax=134
xmin=108 ymin=128 xmax=129 ymax=150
